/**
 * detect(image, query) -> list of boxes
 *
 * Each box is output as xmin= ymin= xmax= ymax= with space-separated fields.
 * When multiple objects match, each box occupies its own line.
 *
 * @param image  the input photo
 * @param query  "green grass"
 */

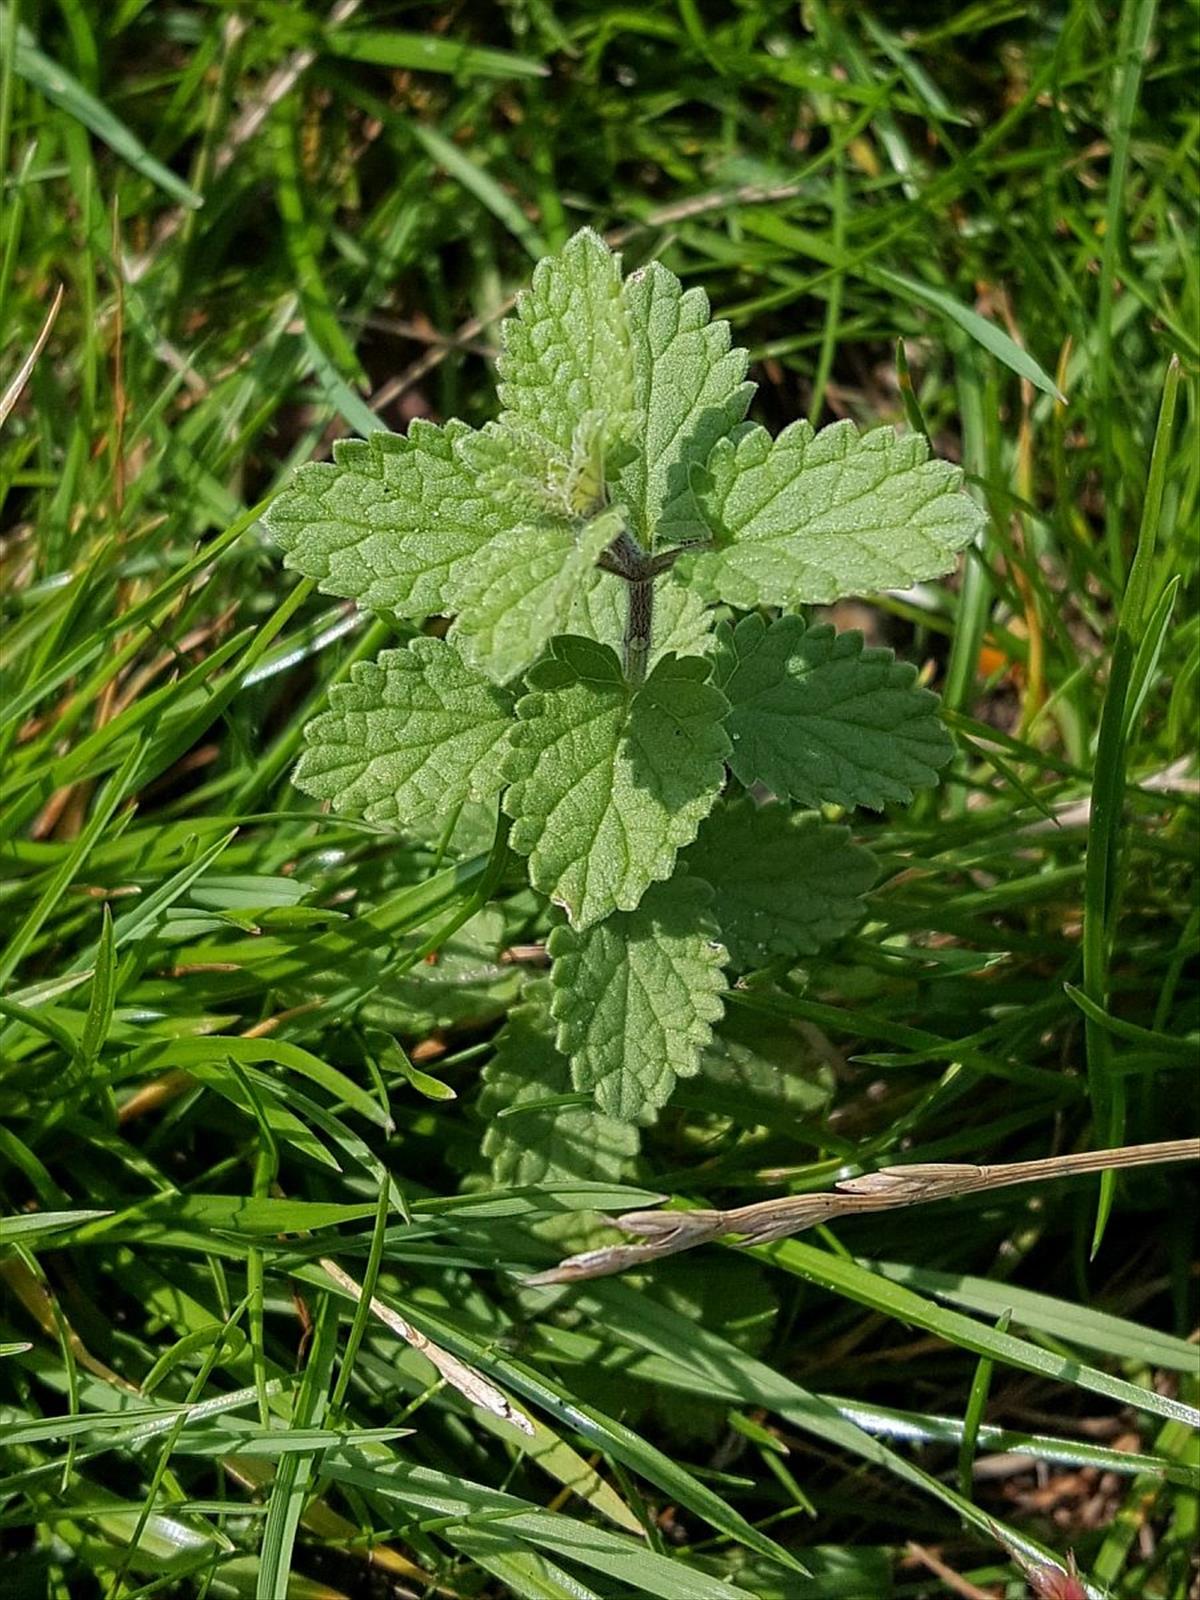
xmin=1 ymin=3 xmax=1197 ymax=1597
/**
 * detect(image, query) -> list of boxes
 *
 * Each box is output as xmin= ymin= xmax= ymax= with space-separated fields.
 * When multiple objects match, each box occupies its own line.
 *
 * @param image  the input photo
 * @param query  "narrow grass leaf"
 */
xmin=77 ymin=905 xmax=116 ymax=1070
xmin=324 ymin=28 xmax=547 ymax=79
xmin=256 ymin=1294 xmax=338 ymax=1600
xmin=0 ymin=741 xmax=141 ymax=985
xmin=872 ymin=267 xmax=1065 ymax=401
xmin=865 ymin=1256 xmax=1199 ymax=1371
xmin=958 ymin=1308 xmax=1008 ymax=1497
xmin=325 ymin=1459 xmax=762 ymax=1600
xmin=411 ymin=124 xmax=546 ymax=259
xmin=760 ymin=1239 xmax=1199 ymax=1427
xmin=8 ymin=19 xmax=202 ymax=207
xmin=1082 ymin=356 xmax=1182 ymax=1248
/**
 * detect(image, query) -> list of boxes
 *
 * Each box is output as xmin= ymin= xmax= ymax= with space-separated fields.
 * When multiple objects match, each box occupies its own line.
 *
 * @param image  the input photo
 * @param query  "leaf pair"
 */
xmin=292 ymin=630 xmax=727 ymax=927
xmin=265 ymin=231 xmax=754 ymax=685
xmin=292 ymin=625 xmax=890 ymax=1129
xmin=271 ymin=225 xmax=983 ymax=1143
xmin=295 ymin=615 xmax=948 ymax=935
xmin=267 ymin=229 xmax=984 ymax=689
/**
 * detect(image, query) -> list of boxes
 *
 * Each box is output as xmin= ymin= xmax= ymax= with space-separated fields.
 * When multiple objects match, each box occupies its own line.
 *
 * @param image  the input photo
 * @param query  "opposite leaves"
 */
xmin=503 ymin=636 xmax=730 ymax=929
xmin=269 ymin=227 xmax=975 ymax=1143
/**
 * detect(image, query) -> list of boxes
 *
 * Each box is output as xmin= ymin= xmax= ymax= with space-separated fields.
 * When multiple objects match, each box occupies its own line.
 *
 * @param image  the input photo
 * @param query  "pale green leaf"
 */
xmin=457 ymin=418 xmax=603 ymax=523
xmin=716 ymin=615 xmax=953 ymax=810
xmin=549 ymin=877 xmax=728 ymax=1124
xmin=264 ymin=420 xmax=502 ymax=616
xmin=503 ymin=637 xmax=730 ymax=929
xmin=615 ymin=260 xmax=754 ymax=548
xmin=494 ymin=232 xmax=753 ymax=544
xmin=568 ymin=568 xmax=715 ymax=666
xmin=685 ymin=799 xmax=877 ymax=968
xmin=496 ymin=229 xmax=634 ymax=469
xmin=449 ymin=510 xmax=620 ymax=684
xmin=292 ymin=637 xmax=514 ymax=826
xmin=687 ymin=419 xmax=985 ymax=606
xmin=481 ymin=983 xmax=640 ymax=1183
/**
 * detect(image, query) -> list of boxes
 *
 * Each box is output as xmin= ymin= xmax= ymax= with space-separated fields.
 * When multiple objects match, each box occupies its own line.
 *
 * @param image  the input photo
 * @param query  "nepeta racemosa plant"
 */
xmin=266 ymin=230 xmax=984 ymax=1147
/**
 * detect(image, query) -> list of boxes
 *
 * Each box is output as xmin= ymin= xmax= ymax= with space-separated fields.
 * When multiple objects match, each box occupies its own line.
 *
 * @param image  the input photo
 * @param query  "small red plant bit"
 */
xmin=1027 ymin=1552 xmax=1086 ymax=1600
xmin=1018 ymin=1549 xmax=1087 ymax=1600
xmin=988 ymin=1526 xmax=1091 ymax=1600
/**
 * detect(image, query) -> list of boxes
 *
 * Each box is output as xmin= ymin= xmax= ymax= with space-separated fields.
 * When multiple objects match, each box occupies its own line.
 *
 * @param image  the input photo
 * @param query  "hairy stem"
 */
xmin=602 ymin=527 xmax=645 ymax=579
xmin=598 ymin=525 xmax=659 ymax=686
xmin=596 ymin=526 xmax=713 ymax=685
xmin=623 ymin=577 xmax=654 ymax=688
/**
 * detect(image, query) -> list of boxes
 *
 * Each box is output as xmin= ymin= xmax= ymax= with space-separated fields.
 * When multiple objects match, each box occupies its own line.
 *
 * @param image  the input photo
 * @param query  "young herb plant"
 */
xmin=266 ymin=229 xmax=985 ymax=1156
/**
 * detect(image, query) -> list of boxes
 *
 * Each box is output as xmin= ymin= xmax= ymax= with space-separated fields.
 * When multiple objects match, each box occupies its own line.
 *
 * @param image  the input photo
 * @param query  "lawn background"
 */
xmin=0 ymin=2 xmax=1197 ymax=1597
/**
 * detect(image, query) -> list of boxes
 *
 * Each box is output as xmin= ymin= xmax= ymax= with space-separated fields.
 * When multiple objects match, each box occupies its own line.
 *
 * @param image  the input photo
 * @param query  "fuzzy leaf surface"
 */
xmin=449 ymin=510 xmax=620 ymax=684
xmin=687 ymin=419 xmax=985 ymax=606
xmin=717 ymin=615 xmax=953 ymax=810
xmin=480 ymin=982 xmax=640 ymax=1184
xmin=496 ymin=228 xmax=633 ymax=471
xmin=503 ymin=637 xmax=730 ymax=929
xmin=615 ymin=260 xmax=754 ymax=548
xmin=293 ymin=638 xmax=514 ymax=826
xmin=568 ymin=569 xmax=715 ymax=667
xmin=549 ymin=877 xmax=727 ymax=1123
xmin=684 ymin=799 xmax=878 ymax=968
xmin=265 ymin=421 xmax=502 ymax=616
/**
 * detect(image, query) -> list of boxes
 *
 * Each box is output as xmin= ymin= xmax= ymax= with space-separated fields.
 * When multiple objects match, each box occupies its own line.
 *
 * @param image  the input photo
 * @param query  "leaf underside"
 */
xmin=549 ymin=876 xmax=728 ymax=1124
xmin=717 ymin=614 xmax=953 ymax=810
